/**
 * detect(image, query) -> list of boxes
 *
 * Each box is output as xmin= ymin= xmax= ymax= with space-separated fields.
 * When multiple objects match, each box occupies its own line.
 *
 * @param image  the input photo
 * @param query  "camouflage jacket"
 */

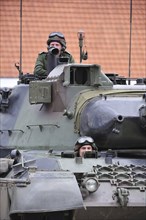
xmin=34 ymin=51 xmax=75 ymax=78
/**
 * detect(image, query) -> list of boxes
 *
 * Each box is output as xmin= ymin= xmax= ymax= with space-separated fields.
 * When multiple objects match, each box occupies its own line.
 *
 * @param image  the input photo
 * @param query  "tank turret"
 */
xmin=77 ymin=87 xmax=146 ymax=149
xmin=0 ymin=63 xmax=146 ymax=220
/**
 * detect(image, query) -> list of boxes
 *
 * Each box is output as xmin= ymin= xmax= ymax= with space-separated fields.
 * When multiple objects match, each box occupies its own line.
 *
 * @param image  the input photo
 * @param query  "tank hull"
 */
xmin=0 ymin=64 xmax=146 ymax=220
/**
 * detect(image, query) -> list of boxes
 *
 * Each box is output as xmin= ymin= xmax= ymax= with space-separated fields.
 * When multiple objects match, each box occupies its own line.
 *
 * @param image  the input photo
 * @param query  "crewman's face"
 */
xmin=79 ymin=145 xmax=92 ymax=157
xmin=50 ymin=41 xmax=62 ymax=52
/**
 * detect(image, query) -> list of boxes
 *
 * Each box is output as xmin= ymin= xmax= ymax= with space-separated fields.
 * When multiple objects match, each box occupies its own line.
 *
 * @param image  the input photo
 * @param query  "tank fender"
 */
xmin=9 ymin=171 xmax=83 ymax=216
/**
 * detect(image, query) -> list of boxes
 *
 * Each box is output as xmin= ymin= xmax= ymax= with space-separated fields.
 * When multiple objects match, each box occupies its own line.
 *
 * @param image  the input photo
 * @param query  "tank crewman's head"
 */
xmin=47 ymin=32 xmax=66 ymax=54
xmin=74 ymin=136 xmax=97 ymax=157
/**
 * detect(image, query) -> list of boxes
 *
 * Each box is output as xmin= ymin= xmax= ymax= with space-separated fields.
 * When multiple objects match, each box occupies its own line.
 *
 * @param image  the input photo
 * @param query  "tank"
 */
xmin=0 ymin=63 xmax=146 ymax=220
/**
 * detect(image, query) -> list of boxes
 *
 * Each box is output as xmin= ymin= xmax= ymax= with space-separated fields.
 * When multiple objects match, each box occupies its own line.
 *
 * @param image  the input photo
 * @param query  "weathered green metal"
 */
xmin=29 ymin=80 xmax=52 ymax=104
xmin=0 ymin=63 xmax=146 ymax=220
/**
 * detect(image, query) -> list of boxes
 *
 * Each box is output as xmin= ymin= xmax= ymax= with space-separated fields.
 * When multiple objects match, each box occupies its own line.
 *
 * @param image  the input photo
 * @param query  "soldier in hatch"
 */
xmin=74 ymin=136 xmax=97 ymax=157
xmin=34 ymin=32 xmax=75 ymax=79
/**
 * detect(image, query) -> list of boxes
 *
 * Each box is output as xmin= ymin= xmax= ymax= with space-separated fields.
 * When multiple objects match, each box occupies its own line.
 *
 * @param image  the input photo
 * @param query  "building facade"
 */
xmin=0 ymin=0 xmax=146 ymax=84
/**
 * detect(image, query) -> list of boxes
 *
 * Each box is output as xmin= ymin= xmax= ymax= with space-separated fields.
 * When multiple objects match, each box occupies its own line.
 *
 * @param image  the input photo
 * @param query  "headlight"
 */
xmin=83 ymin=177 xmax=99 ymax=193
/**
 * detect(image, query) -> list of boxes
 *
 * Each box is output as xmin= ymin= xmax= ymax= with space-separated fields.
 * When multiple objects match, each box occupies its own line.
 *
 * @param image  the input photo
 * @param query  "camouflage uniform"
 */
xmin=34 ymin=50 xmax=75 ymax=78
xmin=34 ymin=32 xmax=75 ymax=78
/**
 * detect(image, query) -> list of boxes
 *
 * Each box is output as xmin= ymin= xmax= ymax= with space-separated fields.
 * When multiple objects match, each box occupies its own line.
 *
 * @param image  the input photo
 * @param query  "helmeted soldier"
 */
xmin=34 ymin=32 xmax=75 ymax=79
xmin=74 ymin=136 xmax=97 ymax=157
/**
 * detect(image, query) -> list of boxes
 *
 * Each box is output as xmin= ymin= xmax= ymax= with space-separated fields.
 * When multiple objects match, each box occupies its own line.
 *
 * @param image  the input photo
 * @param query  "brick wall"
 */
xmin=0 ymin=0 xmax=145 ymax=78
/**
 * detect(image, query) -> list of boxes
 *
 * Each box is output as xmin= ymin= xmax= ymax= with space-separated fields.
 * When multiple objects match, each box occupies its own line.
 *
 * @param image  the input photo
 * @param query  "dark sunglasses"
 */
xmin=49 ymin=32 xmax=65 ymax=39
xmin=77 ymin=136 xmax=94 ymax=145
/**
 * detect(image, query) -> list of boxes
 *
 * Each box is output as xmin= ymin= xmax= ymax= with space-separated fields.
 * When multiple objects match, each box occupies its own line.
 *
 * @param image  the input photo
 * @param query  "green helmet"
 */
xmin=47 ymin=32 xmax=66 ymax=51
xmin=74 ymin=136 xmax=97 ymax=152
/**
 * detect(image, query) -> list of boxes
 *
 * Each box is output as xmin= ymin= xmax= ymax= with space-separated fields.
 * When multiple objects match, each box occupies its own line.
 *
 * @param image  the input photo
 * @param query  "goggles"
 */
xmin=49 ymin=32 xmax=65 ymax=39
xmin=76 ymin=136 xmax=94 ymax=145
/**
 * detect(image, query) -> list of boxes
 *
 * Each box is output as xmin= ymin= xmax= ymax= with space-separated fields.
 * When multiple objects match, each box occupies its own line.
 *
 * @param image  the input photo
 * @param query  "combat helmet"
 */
xmin=74 ymin=136 xmax=97 ymax=152
xmin=47 ymin=32 xmax=66 ymax=51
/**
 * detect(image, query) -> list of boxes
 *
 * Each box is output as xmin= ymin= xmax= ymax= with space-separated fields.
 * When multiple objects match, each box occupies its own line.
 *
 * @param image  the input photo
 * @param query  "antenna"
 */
xmin=19 ymin=0 xmax=23 ymax=78
xmin=128 ymin=0 xmax=133 ymax=85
